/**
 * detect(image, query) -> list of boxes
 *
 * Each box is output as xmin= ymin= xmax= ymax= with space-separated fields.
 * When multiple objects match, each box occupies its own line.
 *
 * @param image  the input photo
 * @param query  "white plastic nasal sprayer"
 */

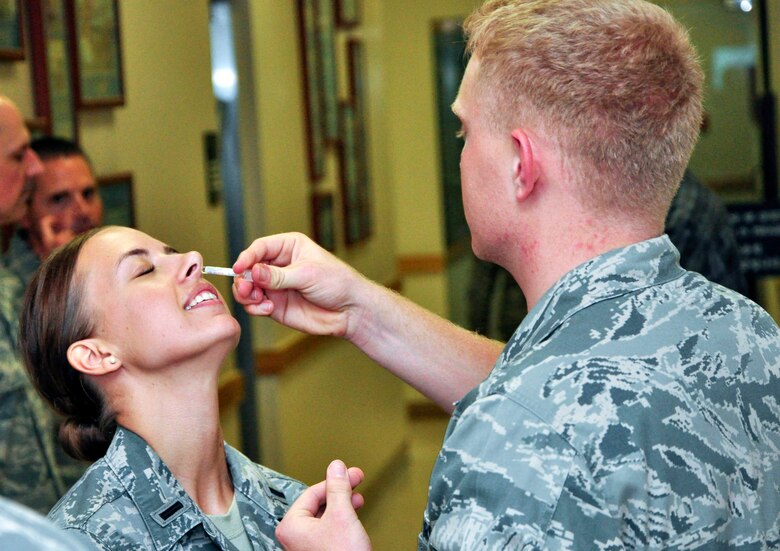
xmin=202 ymin=266 xmax=252 ymax=280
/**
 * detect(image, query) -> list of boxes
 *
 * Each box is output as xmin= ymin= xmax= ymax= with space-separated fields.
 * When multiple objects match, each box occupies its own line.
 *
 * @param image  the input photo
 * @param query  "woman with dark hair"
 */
xmin=19 ymin=225 xmax=313 ymax=550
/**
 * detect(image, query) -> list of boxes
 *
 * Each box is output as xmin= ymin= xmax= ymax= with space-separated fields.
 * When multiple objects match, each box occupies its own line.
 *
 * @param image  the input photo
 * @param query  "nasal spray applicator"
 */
xmin=202 ymin=266 xmax=253 ymax=281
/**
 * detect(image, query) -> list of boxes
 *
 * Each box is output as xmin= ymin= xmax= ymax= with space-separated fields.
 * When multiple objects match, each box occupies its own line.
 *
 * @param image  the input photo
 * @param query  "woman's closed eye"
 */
xmin=136 ymin=265 xmax=155 ymax=278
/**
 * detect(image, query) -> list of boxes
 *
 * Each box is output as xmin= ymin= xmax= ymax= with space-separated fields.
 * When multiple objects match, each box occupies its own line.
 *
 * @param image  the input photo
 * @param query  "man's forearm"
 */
xmin=348 ymin=280 xmax=503 ymax=412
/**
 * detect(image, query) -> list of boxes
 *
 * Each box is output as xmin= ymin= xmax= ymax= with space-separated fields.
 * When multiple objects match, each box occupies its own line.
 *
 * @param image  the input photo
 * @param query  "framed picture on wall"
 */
xmin=0 ymin=0 xmax=23 ymax=60
xmin=298 ymin=0 xmax=326 ymax=181
xmin=318 ymin=0 xmax=339 ymax=143
xmin=311 ymin=191 xmax=336 ymax=251
xmin=98 ymin=171 xmax=135 ymax=227
xmin=339 ymin=101 xmax=362 ymax=245
xmin=67 ymin=0 xmax=125 ymax=108
xmin=335 ymin=0 xmax=359 ymax=28
xmin=28 ymin=0 xmax=78 ymax=139
xmin=347 ymin=39 xmax=372 ymax=240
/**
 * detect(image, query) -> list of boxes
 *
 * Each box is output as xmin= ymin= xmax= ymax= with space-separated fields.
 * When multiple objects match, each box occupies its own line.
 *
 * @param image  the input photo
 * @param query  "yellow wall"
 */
xmin=382 ymin=0 xmax=483 ymax=333
xmin=382 ymin=0 xmax=481 ymax=258
xmin=5 ymin=1 xmax=225 ymax=263
xmin=1 ymin=2 xmax=247 ymax=445
xmin=84 ymin=3 xmax=225 ymax=264
xmin=233 ymin=0 xmax=408 ymax=483
xmin=1 ymin=1 xmax=230 ymax=300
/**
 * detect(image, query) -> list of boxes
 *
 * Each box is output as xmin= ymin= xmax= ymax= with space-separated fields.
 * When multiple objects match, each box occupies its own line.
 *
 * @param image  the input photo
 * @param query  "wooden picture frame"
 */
xmin=318 ymin=0 xmax=339 ymax=143
xmin=67 ymin=0 xmax=125 ymax=108
xmin=28 ymin=0 xmax=78 ymax=139
xmin=347 ymin=39 xmax=372 ymax=240
xmin=97 ymin=171 xmax=135 ymax=227
xmin=335 ymin=0 xmax=359 ymax=28
xmin=339 ymin=101 xmax=361 ymax=245
xmin=297 ymin=0 xmax=326 ymax=181
xmin=0 ymin=0 xmax=24 ymax=60
xmin=311 ymin=191 xmax=336 ymax=251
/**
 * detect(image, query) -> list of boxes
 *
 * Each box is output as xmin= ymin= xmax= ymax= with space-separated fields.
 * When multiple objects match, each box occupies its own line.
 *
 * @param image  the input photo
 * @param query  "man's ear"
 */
xmin=511 ymin=128 xmax=540 ymax=203
xmin=67 ymin=339 xmax=122 ymax=376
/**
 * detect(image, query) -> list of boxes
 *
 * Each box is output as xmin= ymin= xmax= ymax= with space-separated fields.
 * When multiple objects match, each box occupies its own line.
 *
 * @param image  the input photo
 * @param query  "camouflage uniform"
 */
xmin=0 ymin=495 xmax=91 ymax=550
xmin=48 ymin=426 xmax=306 ymax=550
xmin=421 ymin=236 xmax=780 ymax=550
xmin=2 ymin=230 xmax=40 ymax=285
xmin=0 ymin=232 xmax=87 ymax=513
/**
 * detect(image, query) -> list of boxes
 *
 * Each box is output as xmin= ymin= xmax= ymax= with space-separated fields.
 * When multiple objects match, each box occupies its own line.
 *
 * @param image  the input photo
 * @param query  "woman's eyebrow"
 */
xmin=115 ymin=248 xmax=149 ymax=272
xmin=115 ymin=245 xmax=178 ymax=272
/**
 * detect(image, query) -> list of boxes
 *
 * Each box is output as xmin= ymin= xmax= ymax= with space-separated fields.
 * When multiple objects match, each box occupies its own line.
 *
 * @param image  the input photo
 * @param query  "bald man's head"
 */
xmin=0 ymin=96 xmax=43 ymax=224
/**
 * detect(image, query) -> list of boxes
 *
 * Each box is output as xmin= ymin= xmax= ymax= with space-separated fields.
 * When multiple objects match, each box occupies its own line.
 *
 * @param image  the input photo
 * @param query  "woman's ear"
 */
xmin=67 ymin=340 xmax=122 ymax=376
xmin=511 ymin=128 xmax=541 ymax=202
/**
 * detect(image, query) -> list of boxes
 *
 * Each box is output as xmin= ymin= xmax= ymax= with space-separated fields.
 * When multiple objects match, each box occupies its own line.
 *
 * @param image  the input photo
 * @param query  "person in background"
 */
xmin=233 ymin=0 xmax=780 ymax=548
xmin=0 ymin=135 xmax=102 ymax=512
xmin=468 ymin=258 xmax=526 ymax=341
xmin=0 ymin=95 xmax=95 ymax=549
xmin=0 ymin=97 xmax=41 ymax=226
xmin=4 ymin=135 xmax=104 ymax=282
xmin=19 ymin=225 xmax=339 ymax=549
xmin=665 ymin=168 xmax=747 ymax=294
xmin=0 ymin=95 xmax=64 ymax=513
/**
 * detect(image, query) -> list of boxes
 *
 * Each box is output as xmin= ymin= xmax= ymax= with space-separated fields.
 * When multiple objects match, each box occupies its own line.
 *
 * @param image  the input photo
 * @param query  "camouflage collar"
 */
xmin=105 ymin=427 xmax=221 ymax=550
xmin=225 ymin=445 xmax=294 ymax=522
xmin=105 ymin=427 xmax=252 ymax=550
xmin=501 ymin=236 xmax=685 ymax=364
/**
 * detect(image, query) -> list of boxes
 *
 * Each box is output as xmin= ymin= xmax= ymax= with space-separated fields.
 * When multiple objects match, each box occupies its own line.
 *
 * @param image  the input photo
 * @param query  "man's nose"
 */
xmin=72 ymin=194 xmax=88 ymax=214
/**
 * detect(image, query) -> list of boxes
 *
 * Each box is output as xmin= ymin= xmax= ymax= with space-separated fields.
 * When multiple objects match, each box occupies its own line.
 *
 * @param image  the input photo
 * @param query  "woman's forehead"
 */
xmin=89 ymin=227 xmax=158 ymax=251
xmin=79 ymin=227 xmax=163 ymax=271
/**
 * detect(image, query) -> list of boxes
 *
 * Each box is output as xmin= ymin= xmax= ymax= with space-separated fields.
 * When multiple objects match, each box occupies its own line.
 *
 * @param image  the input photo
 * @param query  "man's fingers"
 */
xmin=351 ymin=492 xmax=365 ymax=510
xmin=235 ymin=262 xmax=311 ymax=294
xmin=286 ymin=480 xmax=328 ymax=519
xmin=347 ymin=466 xmax=364 ymax=490
xmin=323 ymin=460 xmax=355 ymax=510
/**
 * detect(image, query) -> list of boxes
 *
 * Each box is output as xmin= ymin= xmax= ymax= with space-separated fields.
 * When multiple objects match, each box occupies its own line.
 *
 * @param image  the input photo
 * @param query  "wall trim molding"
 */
xmin=254 ymin=277 xmax=402 ymax=375
xmin=398 ymin=254 xmax=444 ymax=274
xmin=255 ymin=333 xmax=332 ymax=375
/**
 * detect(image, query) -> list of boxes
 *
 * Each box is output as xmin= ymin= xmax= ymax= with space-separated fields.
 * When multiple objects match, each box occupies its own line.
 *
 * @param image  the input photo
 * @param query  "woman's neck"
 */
xmin=113 ymin=365 xmax=234 ymax=515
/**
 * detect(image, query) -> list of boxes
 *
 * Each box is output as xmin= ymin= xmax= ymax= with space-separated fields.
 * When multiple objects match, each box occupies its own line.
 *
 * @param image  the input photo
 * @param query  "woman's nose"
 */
xmin=180 ymin=251 xmax=203 ymax=280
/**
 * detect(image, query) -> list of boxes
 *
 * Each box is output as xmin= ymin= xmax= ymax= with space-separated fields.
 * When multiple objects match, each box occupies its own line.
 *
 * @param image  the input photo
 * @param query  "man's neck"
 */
xmin=510 ymin=211 xmax=663 ymax=310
